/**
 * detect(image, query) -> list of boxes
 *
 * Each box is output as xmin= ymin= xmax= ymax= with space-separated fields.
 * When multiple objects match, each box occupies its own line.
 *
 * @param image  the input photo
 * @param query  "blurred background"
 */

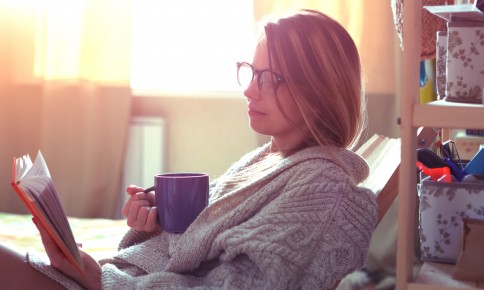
xmin=0 ymin=0 xmax=399 ymax=219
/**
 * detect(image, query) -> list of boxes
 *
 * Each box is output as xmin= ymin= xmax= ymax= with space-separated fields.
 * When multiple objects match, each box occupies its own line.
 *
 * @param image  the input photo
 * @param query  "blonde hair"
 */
xmin=263 ymin=9 xmax=367 ymax=150
xmin=217 ymin=10 xmax=367 ymax=191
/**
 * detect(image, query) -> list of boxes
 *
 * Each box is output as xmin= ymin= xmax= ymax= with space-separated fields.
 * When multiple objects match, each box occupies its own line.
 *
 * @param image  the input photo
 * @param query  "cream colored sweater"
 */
xmin=29 ymin=143 xmax=378 ymax=289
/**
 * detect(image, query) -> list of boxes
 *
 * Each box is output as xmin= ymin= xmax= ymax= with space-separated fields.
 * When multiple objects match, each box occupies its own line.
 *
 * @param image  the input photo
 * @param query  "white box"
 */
xmin=436 ymin=31 xmax=448 ymax=99
xmin=426 ymin=4 xmax=484 ymax=104
xmin=455 ymin=131 xmax=484 ymax=160
xmin=419 ymin=178 xmax=484 ymax=263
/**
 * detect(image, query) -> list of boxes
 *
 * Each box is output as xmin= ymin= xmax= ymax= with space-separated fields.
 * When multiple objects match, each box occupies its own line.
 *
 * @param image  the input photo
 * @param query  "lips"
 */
xmin=248 ymin=106 xmax=265 ymax=116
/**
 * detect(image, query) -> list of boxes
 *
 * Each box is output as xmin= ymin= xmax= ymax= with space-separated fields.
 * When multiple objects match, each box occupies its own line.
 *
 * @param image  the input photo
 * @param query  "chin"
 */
xmin=249 ymin=122 xmax=271 ymax=136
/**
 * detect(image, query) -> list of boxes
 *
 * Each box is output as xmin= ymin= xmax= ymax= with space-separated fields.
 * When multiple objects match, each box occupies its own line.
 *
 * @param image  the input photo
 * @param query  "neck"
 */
xmin=270 ymin=138 xmax=310 ymax=157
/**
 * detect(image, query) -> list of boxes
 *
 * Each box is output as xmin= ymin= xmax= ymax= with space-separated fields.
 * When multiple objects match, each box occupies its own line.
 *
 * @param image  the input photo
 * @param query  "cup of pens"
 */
xmin=152 ymin=173 xmax=209 ymax=233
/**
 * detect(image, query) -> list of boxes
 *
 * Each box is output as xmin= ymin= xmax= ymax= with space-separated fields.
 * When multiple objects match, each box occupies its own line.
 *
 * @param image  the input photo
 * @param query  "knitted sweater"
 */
xmin=28 ymin=143 xmax=378 ymax=289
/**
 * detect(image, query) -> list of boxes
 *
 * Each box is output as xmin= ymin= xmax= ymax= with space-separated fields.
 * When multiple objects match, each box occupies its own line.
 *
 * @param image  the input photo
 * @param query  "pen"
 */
xmin=143 ymin=186 xmax=155 ymax=193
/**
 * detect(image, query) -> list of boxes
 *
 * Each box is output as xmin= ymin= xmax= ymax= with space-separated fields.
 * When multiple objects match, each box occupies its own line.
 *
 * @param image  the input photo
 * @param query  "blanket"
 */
xmin=0 ymin=212 xmax=127 ymax=261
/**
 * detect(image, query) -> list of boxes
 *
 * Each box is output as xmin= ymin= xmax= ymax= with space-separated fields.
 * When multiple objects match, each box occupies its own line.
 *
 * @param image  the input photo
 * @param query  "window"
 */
xmin=130 ymin=0 xmax=254 ymax=96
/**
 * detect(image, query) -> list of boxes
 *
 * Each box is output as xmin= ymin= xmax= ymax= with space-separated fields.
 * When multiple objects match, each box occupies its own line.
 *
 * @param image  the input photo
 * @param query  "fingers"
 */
xmin=122 ymin=191 xmax=156 ymax=218
xmin=124 ymin=195 xmax=159 ymax=232
xmin=122 ymin=186 xmax=159 ymax=232
xmin=126 ymin=185 xmax=144 ymax=196
xmin=126 ymin=197 xmax=150 ymax=227
xmin=33 ymin=217 xmax=70 ymax=270
xmin=130 ymin=206 xmax=158 ymax=232
xmin=122 ymin=190 xmax=145 ymax=218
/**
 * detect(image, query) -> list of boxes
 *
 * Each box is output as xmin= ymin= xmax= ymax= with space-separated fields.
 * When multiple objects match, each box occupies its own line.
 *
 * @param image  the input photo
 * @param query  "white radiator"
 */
xmin=115 ymin=116 xmax=166 ymax=218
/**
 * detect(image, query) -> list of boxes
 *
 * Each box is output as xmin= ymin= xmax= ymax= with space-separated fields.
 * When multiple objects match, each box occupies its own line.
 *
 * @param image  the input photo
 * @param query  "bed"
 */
xmin=0 ymin=212 xmax=127 ymax=261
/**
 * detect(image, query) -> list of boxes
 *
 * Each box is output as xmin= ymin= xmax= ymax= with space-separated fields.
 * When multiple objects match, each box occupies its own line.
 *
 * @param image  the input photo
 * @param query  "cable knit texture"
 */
xmin=28 ymin=143 xmax=378 ymax=289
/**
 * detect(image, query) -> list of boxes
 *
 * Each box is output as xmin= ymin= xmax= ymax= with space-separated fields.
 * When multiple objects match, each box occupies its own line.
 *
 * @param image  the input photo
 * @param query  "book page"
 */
xmin=366 ymin=139 xmax=401 ymax=194
xmin=12 ymin=151 xmax=84 ymax=273
xmin=357 ymin=134 xmax=401 ymax=195
xmin=20 ymin=176 xmax=78 ymax=255
xmin=24 ymin=151 xmax=51 ymax=180
xmin=13 ymin=155 xmax=33 ymax=182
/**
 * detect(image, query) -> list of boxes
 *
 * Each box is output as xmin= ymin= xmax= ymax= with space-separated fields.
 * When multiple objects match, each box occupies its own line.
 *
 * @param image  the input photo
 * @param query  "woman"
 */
xmin=0 ymin=9 xmax=377 ymax=290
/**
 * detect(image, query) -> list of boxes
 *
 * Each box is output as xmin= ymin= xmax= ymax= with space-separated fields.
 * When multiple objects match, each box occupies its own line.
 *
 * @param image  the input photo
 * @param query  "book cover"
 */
xmin=11 ymin=151 xmax=84 ymax=274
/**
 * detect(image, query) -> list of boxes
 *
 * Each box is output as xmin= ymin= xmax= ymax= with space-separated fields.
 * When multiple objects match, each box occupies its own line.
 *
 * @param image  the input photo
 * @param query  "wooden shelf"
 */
xmin=407 ymin=262 xmax=484 ymax=290
xmin=412 ymin=100 xmax=484 ymax=129
xmin=395 ymin=1 xmax=484 ymax=290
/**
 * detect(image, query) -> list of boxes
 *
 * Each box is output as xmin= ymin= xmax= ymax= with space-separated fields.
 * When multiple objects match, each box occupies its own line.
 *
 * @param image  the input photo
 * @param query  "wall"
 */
xmin=366 ymin=93 xmax=400 ymax=139
xmin=0 ymin=84 xmax=44 ymax=215
xmin=131 ymin=95 xmax=269 ymax=179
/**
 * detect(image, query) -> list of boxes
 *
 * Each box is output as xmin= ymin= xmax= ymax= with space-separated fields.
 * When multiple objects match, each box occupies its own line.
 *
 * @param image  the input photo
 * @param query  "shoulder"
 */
xmin=281 ymin=145 xmax=370 ymax=186
xmin=280 ymin=157 xmax=377 ymax=216
xmin=276 ymin=147 xmax=378 ymax=227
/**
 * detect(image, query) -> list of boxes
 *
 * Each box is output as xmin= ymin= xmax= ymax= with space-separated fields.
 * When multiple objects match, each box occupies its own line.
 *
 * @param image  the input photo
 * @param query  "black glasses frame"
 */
xmin=236 ymin=62 xmax=285 ymax=93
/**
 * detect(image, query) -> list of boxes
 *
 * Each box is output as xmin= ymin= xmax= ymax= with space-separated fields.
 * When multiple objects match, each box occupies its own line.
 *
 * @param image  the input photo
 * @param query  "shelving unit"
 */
xmin=395 ymin=1 xmax=484 ymax=290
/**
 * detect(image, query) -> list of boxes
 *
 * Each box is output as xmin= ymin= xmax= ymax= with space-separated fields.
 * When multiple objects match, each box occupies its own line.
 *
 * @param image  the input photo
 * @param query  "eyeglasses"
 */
xmin=236 ymin=62 xmax=285 ymax=94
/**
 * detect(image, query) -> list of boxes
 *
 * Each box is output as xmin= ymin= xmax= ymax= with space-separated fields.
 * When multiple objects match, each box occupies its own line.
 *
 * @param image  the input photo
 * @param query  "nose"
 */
xmin=243 ymin=77 xmax=260 ymax=100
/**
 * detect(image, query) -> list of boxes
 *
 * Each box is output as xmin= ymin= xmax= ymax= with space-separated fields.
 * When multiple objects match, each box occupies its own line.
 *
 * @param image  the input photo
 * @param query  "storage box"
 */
xmin=426 ymin=4 xmax=484 ymax=104
xmin=418 ymin=178 xmax=484 ymax=263
xmin=455 ymin=131 xmax=484 ymax=160
xmin=435 ymin=31 xmax=447 ymax=99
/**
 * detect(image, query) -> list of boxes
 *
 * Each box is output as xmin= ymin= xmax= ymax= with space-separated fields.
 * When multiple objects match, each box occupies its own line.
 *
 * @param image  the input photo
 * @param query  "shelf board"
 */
xmin=407 ymin=262 xmax=484 ymax=290
xmin=412 ymin=100 xmax=484 ymax=129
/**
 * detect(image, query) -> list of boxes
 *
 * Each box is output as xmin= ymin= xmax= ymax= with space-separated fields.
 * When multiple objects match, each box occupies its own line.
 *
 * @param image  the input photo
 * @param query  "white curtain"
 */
xmin=0 ymin=0 xmax=132 ymax=218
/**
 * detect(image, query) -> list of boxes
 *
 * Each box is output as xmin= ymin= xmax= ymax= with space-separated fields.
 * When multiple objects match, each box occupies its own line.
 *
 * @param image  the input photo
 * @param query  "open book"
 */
xmin=356 ymin=134 xmax=401 ymax=224
xmin=356 ymin=128 xmax=437 ymax=223
xmin=11 ymin=151 xmax=84 ymax=274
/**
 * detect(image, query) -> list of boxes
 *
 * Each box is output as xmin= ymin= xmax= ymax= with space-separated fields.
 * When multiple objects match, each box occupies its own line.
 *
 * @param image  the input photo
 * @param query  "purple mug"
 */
xmin=154 ymin=173 xmax=209 ymax=233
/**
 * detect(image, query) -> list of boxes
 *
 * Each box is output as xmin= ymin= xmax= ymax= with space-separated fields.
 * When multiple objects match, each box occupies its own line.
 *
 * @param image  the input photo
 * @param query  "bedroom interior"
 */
xmin=0 ymin=0 xmax=399 ymax=218
xmin=0 ymin=0 xmax=413 ymax=289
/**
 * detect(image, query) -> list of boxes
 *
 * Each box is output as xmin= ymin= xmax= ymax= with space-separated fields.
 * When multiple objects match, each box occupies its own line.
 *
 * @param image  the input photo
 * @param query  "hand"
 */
xmin=33 ymin=217 xmax=102 ymax=290
xmin=122 ymin=185 xmax=160 ymax=232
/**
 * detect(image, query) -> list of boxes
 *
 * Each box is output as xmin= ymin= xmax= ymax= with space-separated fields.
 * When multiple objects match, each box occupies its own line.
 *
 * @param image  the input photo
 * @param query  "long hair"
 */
xmin=215 ymin=10 xmax=366 ymax=192
xmin=263 ymin=9 xmax=367 ymax=150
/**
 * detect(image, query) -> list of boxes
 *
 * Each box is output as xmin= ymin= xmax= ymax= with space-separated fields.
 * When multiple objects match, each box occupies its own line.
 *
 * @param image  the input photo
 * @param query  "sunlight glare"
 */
xmin=130 ymin=0 xmax=255 ymax=94
xmin=34 ymin=0 xmax=83 ymax=79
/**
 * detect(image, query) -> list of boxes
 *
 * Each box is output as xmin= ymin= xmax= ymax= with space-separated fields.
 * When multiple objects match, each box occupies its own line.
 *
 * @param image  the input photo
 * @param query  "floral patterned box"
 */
xmin=436 ymin=31 xmax=447 ymax=100
xmin=418 ymin=178 xmax=484 ymax=263
xmin=445 ymin=21 xmax=484 ymax=104
xmin=426 ymin=4 xmax=484 ymax=104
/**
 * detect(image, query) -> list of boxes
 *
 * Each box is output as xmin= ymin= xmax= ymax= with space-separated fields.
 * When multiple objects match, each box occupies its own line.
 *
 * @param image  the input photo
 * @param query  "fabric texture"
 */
xmin=28 ymin=143 xmax=378 ymax=290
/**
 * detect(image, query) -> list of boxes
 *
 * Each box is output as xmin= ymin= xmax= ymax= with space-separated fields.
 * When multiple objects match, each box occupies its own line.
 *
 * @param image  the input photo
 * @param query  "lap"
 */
xmin=0 ymin=243 xmax=65 ymax=290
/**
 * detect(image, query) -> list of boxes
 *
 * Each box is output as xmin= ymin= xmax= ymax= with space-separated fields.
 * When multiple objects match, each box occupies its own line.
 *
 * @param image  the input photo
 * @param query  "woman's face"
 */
xmin=243 ymin=41 xmax=308 ymax=151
